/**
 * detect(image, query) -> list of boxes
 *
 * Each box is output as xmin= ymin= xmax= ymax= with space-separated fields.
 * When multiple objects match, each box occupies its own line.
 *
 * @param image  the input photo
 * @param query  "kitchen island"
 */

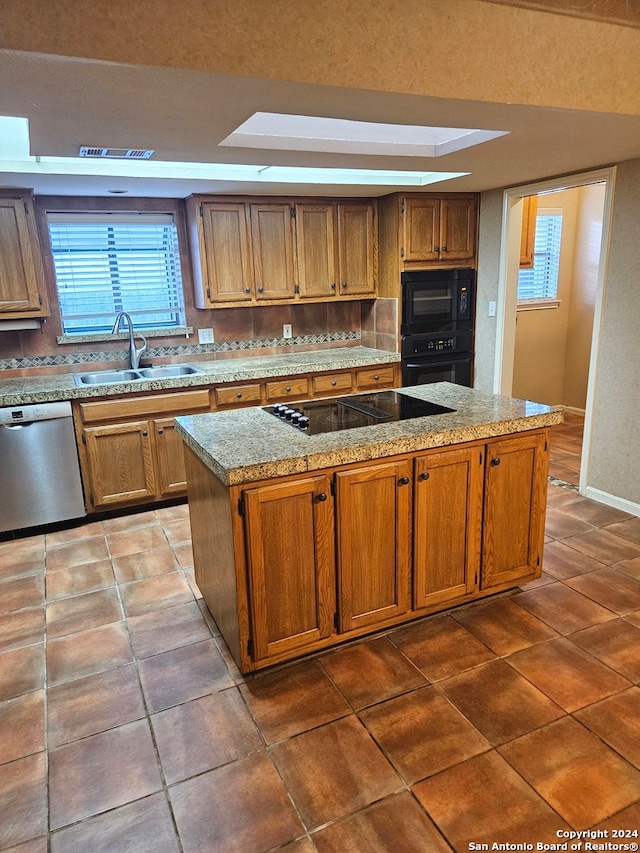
xmin=176 ymin=383 xmax=563 ymax=673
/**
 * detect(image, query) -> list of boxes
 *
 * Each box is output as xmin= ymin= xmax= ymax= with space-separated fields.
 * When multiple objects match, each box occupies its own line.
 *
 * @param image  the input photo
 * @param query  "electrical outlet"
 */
xmin=198 ymin=328 xmax=214 ymax=344
xmin=282 ymin=324 xmax=293 ymax=339
xmin=488 ymin=301 xmax=497 ymax=317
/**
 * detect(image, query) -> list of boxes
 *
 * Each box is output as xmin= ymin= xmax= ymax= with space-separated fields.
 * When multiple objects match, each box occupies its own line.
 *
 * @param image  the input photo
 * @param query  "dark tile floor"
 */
xmin=2 ymin=415 xmax=640 ymax=851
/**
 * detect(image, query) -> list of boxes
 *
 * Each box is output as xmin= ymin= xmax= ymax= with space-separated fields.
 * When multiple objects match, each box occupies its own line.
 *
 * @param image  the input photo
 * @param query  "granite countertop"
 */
xmin=0 ymin=347 xmax=400 ymax=407
xmin=175 ymin=382 xmax=563 ymax=486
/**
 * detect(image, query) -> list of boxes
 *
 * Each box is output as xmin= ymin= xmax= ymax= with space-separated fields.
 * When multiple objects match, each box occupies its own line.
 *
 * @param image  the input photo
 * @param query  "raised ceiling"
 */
xmin=1 ymin=0 xmax=640 ymax=199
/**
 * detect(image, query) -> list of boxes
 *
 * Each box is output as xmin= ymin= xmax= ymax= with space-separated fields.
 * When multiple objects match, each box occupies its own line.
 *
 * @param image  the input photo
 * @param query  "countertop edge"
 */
xmin=176 ymin=407 xmax=563 ymax=487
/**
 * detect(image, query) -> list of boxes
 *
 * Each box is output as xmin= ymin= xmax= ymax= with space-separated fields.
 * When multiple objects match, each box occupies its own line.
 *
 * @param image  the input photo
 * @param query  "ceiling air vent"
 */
xmin=79 ymin=146 xmax=155 ymax=159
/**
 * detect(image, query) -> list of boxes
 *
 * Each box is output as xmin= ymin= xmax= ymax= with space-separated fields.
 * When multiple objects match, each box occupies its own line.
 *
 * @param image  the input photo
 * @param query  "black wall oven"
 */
xmin=401 ymin=269 xmax=475 ymax=387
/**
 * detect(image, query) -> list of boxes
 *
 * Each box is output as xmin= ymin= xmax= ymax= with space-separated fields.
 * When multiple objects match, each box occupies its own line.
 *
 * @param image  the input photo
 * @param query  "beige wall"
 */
xmin=563 ymin=183 xmax=605 ymax=410
xmin=589 ymin=159 xmax=640 ymax=505
xmin=1 ymin=0 xmax=639 ymax=115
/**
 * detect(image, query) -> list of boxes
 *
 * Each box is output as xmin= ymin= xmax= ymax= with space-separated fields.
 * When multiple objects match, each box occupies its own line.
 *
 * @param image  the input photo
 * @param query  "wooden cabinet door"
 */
xmin=249 ymin=203 xmax=296 ymax=300
xmin=83 ymin=421 xmax=157 ymax=508
xmin=414 ymin=447 xmax=482 ymax=609
xmin=200 ymin=202 xmax=253 ymax=304
xmin=440 ymin=197 xmax=477 ymax=263
xmin=154 ymin=417 xmax=187 ymax=497
xmin=337 ymin=203 xmax=376 ymax=296
xmin=243 ymin=475 xmax=335 ymax=661
xmin=402 ymin=197 xmax=440 ymax=262
xmin=335 ymin=460 xmax=411 ymax=632
xmin=295 ymin=204 xmax=337 ymax=298
xmin=0 ymin=196 xmax=48 ymax=316
xmin=519 ymin=195 xmax=538 ymax=268
xmin=481 ymin=432 xmax=549 ymax=590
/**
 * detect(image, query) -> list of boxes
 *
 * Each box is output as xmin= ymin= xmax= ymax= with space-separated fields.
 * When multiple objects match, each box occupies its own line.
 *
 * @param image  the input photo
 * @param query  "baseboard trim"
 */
xmin=561 ymin=405 xmax=586 ymax=417
xmin=582 ymin=486 xmax=640 ymax=518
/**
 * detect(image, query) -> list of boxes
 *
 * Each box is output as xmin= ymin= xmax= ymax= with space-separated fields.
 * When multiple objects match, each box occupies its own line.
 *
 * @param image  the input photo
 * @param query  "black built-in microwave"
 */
xmin=401 ymin=268 xmax=475 ymax=335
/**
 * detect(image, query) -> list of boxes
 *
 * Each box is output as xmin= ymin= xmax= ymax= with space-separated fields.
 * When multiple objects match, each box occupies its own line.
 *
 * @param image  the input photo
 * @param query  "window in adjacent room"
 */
xmin=47 ymin=212 xmax=186 ymax=336
xmin=517 ymin=208 xmax=563 ymax=307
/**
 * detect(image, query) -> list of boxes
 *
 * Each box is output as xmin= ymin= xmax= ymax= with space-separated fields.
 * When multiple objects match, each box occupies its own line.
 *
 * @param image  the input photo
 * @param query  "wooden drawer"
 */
xmin=265 ymin=378 xmax=309 ymax=401
xmin=356 ymin=366 xmax=396 ymax=389
xmin=214 ymin=383 xmax=262 ymax=407
xmin=78 ymin=389 xmax=211 ymax=424
xmin=312 ymin=372 xmax=353 ymax=395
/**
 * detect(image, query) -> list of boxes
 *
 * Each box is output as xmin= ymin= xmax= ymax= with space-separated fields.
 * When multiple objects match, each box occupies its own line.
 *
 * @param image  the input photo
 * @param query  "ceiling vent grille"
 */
xmin=79 ymin=146 xmax=155 ymax=159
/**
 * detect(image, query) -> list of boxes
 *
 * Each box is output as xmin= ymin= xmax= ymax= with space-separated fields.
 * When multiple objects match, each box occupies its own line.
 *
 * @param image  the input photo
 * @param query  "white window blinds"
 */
xmin=47 ymin=212 xmax=186 ymax=335
xmin=517 ymin=209 xmax=563 ymax=302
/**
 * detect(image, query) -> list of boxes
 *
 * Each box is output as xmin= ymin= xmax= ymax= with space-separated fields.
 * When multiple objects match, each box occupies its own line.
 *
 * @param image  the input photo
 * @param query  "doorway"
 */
xmin=493 ymin=167 xmax=616 ymax=495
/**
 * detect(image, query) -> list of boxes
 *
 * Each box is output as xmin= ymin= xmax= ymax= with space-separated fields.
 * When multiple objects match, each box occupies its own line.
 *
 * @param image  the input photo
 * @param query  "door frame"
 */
xmin=493 ymin=166 xmax=616 ymax=496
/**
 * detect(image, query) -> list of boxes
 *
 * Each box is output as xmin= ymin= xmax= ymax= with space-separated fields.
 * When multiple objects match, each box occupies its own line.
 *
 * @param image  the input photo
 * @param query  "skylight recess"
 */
xmin=220 ymin=112 xmax=509 ymax=156
xmin=0 ymin=115 xmax=467 ymax=187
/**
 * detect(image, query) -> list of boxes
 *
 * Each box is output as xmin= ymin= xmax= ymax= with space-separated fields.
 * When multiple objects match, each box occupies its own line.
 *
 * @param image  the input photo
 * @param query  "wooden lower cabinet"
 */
xmin=75 ymin=389 xmax=212 ymax=511
xmin=413 ymin=446 xmax=483 ymax=608
xmin=481 ymin=431 xmax=549 ymax=590
xmin=184 ymin=428 xmax=550 ymax=673
xmin=335 ymin=461 xmax=411 ymax=631
xmin=83 ymin=421 xmax=157 ymax=508
xmin=243 ymin=475 xmax=335 ymax=661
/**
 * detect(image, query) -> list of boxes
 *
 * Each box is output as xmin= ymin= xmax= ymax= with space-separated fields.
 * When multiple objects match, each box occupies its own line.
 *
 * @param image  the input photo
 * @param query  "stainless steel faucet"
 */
xmin=112 ymin=312 xmax=147 ymax=370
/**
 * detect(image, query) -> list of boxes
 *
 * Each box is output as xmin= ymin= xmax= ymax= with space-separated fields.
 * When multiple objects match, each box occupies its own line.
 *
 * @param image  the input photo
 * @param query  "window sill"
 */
xmin=516 ymin=299 xmax=561 ymax=312
xmin=56 ymin=326 xmax=194 ymax=345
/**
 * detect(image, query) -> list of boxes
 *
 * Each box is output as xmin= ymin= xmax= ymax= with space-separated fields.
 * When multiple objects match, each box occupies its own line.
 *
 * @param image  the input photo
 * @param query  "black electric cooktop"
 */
xmin=264 ymin=390 xmax=456 ymax=435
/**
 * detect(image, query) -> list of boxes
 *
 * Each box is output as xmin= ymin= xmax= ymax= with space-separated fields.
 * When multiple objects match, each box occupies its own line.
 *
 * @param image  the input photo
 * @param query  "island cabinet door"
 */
xmin=242 ymin=475 xmax=335 ymax=662
xmin=481 ymin=431 xmax=549 ymax=590
xmin=334 ymin=460 xmax=412 ymax=632
xmin=413 ymin=447 xmax=483 ymax=609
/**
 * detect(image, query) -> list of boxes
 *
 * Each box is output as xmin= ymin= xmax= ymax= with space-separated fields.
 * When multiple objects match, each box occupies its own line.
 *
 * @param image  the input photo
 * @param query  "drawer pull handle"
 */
xmin=237 ymin=392 xmax=243 ymax=398
xmin=244 ymin=286 xmax=251 ymax=293
xmin=399 ymin=476 xmax=410 ymax=485
xmin=258 ymin=285 xmax=264 ymax=292
xmin=285 ymin=386 xmax=291 ymax=392
xmin=158 ymin=428 xmax=164 ymax=435
xmin=420 ymin=471 xmax=430 ymax=480
xmin=341 ymin=281 xmax=347 ymax=288
xmin=142 ymin=430 xmax=148 ymax=437
xmin=330 ymin=282 xmax=336 ymax=289
xmin=374 ymin=375 xmax=379 ymax=381
xmin=491 ymin=457 xmax=501 ymax=466
xmin=331 ymin=380 xmax=337 ymax=386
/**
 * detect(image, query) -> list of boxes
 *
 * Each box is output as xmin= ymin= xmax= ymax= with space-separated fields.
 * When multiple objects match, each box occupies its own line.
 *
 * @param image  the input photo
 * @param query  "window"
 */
xmin=517 ymin=209 xmax=563 ymax=303
xmin=47 ymin=212 xmax=186 ymax=336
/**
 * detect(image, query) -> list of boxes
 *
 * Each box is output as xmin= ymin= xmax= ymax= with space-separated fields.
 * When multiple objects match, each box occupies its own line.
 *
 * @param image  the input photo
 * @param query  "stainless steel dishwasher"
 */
xmin=0 ymin=401 xmax=86 ymax=532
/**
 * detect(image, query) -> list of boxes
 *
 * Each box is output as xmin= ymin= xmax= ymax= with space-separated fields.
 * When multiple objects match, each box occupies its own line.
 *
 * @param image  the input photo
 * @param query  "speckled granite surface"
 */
xmin=0 ymin=347 xmax=400 ymax=407
xmin=176 ymin=383 xmax=563 ymax=486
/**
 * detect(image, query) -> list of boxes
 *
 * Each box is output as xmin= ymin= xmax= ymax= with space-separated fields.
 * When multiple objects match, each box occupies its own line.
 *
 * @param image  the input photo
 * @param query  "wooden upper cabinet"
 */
xmin=335 ymin=460 xmax=411 ymax=632
xmin=481 ymin=432 xmax=549 ymax=591
xmin=0 ymin=191 xmax=49 ymax=317
xmin=295 ymin=203 xmax=337 ymax=298
xmin=249 ymin=203 xmax=296 ymax=300
xmin=440 ymin=197 xmax=477 ymax=262
xmin=199 ymin=202 xmax=254 ymax=305
xmin=402 ymin=195 xmax=477 ymax=265
xmin=243 ymin=475 xmax=335 ymax=661
xmin=337 ymin=203 xmax=376 ymax=296
xmin=519 ymin=195 xmax=538 ymax=269
xmin=403 ymin=196 xmax=440 ymax=262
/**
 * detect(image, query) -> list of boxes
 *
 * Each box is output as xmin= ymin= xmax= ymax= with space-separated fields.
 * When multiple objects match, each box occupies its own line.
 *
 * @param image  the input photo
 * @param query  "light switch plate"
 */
xmin=283 ymin=324 xmax=293 ymax=339
xmin=198 ymin=328 xmax=214 ymax=344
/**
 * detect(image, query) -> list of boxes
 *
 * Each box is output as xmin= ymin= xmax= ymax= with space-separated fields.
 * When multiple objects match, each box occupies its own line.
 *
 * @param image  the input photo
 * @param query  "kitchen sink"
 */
xmin=73 ymin=364 xmax=203 ymax=386
xmin=137 ymin=365 xmax=202 ymax=378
